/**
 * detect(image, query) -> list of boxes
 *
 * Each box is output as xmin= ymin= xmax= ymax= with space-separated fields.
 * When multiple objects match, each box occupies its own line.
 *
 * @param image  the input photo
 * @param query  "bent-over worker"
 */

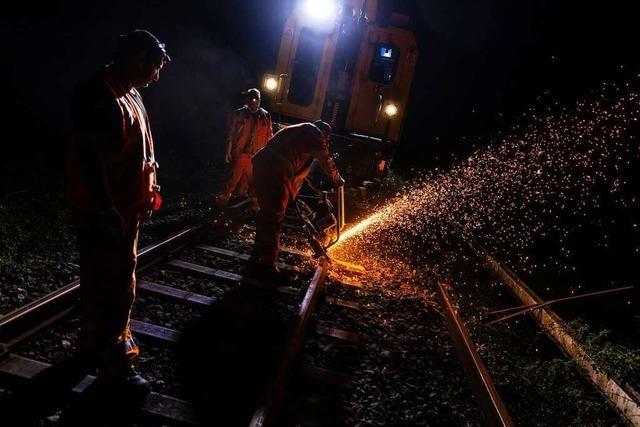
xmin=247 ymin=120 xmax=344 ymax=279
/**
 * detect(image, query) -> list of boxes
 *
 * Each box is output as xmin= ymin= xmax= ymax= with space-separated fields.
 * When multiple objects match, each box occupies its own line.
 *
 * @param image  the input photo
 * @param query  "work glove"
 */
xmin=334 ymin=176 xmax=346 ymax=188
xmin=95 ymin=207 xmax=125 ymax=246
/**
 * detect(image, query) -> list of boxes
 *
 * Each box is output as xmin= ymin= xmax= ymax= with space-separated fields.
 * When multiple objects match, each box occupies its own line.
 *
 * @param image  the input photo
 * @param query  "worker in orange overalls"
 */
xmin=66 ymin=30 xmax=169 ymax=396
xmin=215 ymin=88 xmax=273 ymax=207
xmin=246 ymin=121 xmax=345 ymax=279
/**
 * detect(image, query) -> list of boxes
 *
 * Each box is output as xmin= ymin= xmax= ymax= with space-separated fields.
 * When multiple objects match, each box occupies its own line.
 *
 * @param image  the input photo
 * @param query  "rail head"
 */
xmin=249 ymin=259 xmax=330 ymax=427
xmin=471 ymin=241 xmax=640 ymax=427
xmin=437 ymin=282 xmax=514 ymax=427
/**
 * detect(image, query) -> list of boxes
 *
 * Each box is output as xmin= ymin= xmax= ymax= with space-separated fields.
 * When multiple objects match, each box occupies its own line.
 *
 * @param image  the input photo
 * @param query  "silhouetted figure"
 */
xmin=65 ymin=29 xmax=170 ymax=396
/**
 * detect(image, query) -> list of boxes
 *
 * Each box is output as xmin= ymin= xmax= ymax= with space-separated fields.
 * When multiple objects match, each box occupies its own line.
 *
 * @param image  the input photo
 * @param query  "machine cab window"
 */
xmin=369 ymin=44 xmax=398 ymax=84
xmin=288 ymin=28 xmax=326 ymax=107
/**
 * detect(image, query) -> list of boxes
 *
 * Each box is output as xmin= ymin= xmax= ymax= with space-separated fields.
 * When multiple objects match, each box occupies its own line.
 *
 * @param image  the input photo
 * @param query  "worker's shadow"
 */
xmin=0 ymin=355 xmax=84 ymax=426
xmin=177 ymin=284 xmax=290 ymax=426
xmin=0 ymin=286 xmax=290 ymax=426
xmin=0 ymin=354 xmax=151 ymax=426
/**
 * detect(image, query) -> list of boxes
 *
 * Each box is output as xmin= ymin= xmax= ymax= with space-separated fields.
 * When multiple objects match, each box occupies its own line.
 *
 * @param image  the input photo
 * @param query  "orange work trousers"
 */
xmin=74 ymin=212 xmax=140 ymax=378
xmin=220 ymin=154 xmax=254 ymax=200
xmin=252 ymin=159 xmax=292 ymax=266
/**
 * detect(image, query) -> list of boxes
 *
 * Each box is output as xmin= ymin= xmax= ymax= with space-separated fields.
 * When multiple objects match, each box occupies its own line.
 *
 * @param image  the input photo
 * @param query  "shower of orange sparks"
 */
xmin=326 ymin=77 xmax=640 ymax=284
xmin=329 ymin=204 xmax=395 ymax=254
xmin=326 ymin=198 xmax=423 ymax=284
xmin=326 ymin=197 xmax=423 ymax=288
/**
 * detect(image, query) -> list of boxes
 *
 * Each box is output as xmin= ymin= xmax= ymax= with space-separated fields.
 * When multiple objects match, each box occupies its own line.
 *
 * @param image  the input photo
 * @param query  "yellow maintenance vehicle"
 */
xmin=261 ymin=0 xmax=418 ymax=195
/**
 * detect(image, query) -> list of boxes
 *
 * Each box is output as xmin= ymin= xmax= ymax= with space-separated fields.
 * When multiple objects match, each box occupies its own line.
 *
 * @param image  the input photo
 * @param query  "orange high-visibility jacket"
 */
xmin=227 ymin=106 xmax=273 ymax=159
xmin=66 ymin=68 xmax=157 ymax=215
xmin=252 ymin=122 xmax=341 ymax=198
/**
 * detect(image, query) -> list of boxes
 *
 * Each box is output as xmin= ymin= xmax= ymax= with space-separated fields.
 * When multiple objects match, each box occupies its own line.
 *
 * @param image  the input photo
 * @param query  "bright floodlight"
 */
xmin=300 ymin=0 xmax=339 ymax=27
xmin=263 ymin=75 xmax=278 ymax=92
xmin=384 ymin=102 xmax=399 ymax=118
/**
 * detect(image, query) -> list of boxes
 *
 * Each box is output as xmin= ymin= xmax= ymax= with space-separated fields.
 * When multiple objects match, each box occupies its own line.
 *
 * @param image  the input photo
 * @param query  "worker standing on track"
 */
xmin=66 ymin=29 xmax=169 ymax=396
xmin=215 ymin=88 xmax=273 ymax=208
xmin=246 ymin=121 xmax=345 ymax=279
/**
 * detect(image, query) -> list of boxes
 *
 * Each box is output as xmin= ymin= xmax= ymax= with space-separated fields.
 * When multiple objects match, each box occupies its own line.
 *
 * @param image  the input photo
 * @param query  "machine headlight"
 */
xmin=263 ymin=75 xmax=279 ymax=92
xmin=300 ymin=0 xmax=340 ymax=28
xmin=383 ymin=102 xmax=399 ymax=119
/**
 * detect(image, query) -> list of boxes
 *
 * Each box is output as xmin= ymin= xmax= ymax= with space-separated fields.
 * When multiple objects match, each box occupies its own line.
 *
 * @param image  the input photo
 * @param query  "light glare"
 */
xmin=384 ymin=103 xmax=399 ymax=118
xmin=300 ymin=0 xmax=339 ymax=26
xmin=263 ymin=76 xmax=278 ymax=92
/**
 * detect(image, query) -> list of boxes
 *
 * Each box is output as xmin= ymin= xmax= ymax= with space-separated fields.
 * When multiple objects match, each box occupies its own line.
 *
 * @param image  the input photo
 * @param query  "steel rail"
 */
xmin=0 ymin=200 xmax=254 ymax=354
xmin=437 ymin=282 xmax=514 ymax=427
xmin=249 ymin=259 xmax=331 ymax=427
xmin=0 ymin=225 xmax=202 ymax=354
xmin=471 ymin=242 xmax=640 ymax=427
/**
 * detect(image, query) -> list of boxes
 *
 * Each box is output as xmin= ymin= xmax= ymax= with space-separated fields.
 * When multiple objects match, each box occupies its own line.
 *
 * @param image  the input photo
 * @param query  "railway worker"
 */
xmin=66 ymin=29 xmax=169 ymax=395
xmin=246 ymin=121 xmax=345 ymax=279
xmin=215 ymin=88 xmax=274 ymax=208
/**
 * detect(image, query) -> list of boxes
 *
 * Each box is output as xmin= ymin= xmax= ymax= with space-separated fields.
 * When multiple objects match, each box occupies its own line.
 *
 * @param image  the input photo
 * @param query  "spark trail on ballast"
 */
xmin=329 ymin=76 xmax=640 ymax=284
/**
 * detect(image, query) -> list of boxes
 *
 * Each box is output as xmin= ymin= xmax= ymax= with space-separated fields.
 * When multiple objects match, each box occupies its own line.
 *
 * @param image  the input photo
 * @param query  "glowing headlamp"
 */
xmin=263 ymin=75 xmax=279 ymax=92
xmin=299 ymin=0 xmax=340 ymax=29
xmin=383 ymin=102 xmax=399 ymax=119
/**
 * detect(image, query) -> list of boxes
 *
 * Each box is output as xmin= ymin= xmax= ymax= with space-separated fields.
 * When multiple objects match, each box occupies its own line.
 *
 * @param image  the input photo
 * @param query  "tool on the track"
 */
xmin=295 ymin=188 xmax=341 ymax=258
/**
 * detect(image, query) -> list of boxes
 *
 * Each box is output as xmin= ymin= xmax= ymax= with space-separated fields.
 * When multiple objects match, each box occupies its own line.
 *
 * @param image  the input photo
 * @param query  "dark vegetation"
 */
xmin=0 ymin=154 xmax=220 ymax=315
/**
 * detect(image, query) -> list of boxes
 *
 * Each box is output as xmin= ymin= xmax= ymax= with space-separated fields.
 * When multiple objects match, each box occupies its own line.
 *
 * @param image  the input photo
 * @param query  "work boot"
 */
xmin=94 ymin=368 xmax=151 ymax=400
xmin=249 ymin=197 xmax=260 ymax=212
xmin=64 ymin=369 xmax=150 ymax=425
xmin=214 ymin=194 xmax=230 ymax=208
xmin=261 ymin=265 xmax=286 ymax=284
xmin=242 ymin=261 xmax=286 ymax=285
xmin=123 ymin=369 xmax=151 ymax=392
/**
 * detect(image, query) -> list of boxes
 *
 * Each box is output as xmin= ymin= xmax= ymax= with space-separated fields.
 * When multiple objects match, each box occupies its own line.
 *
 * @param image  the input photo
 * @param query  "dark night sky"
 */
xmin=398 ymin=0 xmax=639 ymax=171
xmin=1 ymin=0 xmax=638 ymax=187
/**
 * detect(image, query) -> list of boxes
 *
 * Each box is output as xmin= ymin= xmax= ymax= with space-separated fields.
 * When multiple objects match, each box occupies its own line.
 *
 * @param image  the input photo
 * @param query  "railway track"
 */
xmin=0 ymin=201 xmax=373 ymax=426
xmin=430 ymin=234 xmax=639 ymax=426
xmin=3 ymin=196 xmax=595 ymax=426
xmin=470 ymin=243 xmax=640 ymax=426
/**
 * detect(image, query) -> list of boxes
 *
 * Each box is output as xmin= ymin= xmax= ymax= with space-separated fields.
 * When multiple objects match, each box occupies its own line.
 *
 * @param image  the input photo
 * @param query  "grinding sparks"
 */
xmin=329 ymin=77 xmax=640 ymax=284
xmin=331 ymin=206 xmax=392 ymax=251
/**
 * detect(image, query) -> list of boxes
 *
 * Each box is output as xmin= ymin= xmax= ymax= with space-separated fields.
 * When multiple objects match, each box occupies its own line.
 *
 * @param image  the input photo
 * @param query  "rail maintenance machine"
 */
xmin=261 ymin=0 xmax=418 ymax=248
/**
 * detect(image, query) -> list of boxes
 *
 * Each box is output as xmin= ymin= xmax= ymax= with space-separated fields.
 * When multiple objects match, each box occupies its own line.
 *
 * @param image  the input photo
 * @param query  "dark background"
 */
xmin=1 ymin=1 xmax=639 ymax=289
xmin=0 ymin=0 xmax=638 ymax=340
xmin=1 ymin=0 xmax=638 ymax=184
